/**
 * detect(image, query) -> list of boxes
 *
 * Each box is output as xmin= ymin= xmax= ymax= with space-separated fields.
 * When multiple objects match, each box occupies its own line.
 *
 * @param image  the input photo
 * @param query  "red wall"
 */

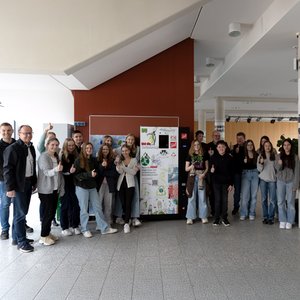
xmin=73 ymin=38 xmax=194 ymax=139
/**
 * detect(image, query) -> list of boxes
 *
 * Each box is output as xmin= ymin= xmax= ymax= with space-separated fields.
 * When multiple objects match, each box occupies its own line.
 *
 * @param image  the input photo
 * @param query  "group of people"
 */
xmin=185 ymin=130 xmax=299 ymax=229
xmin=0 ymin=122 xmax=142 ymax=253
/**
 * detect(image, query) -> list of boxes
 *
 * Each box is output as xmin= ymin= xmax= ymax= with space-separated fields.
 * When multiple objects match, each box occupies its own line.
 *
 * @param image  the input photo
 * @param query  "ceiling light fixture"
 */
xmin=228 ymin=22 xmax=241 ymax=37
xmin=205 ymin=57 xmax=215 ymax=67
xmin=247 ymin=117 xmax=251 ymax=123
xmin=226 ymin=116 xmax=231 ymax=122
xmin=256 ymin=117 xmax=261 ymax=122
xmin=235 ymin=116 xmax=240 ymax=123
xmin=270 ymin=119 xmax=275 ymax=124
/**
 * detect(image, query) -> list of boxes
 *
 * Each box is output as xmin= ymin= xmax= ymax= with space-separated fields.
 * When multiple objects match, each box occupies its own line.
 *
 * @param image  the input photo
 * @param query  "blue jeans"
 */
xmin=240 ymin=170 xmax=259 ymax=217
xmin=277 ymin=180 xmax=296 ymax=224
xmin=12 ymin=179 xmax=33 ymax=246
xmin=75 ymin=186 xmax=108 ymax=233
xmin=115 ymin=176 xmax=140 ymax=218
xmin=0 ymin=181 xmax=12 ymax=231
xmin=233 ymin=173 xmax=242 ymax=210
xmin=186 ymin=175 xmax=208 ymax=219
xmin=259 ymin=180 xmax=277 ymax=221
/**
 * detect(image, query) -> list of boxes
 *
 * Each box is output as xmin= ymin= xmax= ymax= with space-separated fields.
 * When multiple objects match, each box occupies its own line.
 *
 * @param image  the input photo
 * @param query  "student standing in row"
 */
xmin=37 ymin=138 xmax=64 ymax=246
xmin=185 ymin=140 xmax=209 ymax=224
xmin=276 ymin=139 xmax=299 ymax=229
xmin=210 ymin=140 xmax=234 ymax=226
xmin=257 ymin=141 xmax=277 ymax=225
xmin=74 ymin=142 xmax=117 ymax=237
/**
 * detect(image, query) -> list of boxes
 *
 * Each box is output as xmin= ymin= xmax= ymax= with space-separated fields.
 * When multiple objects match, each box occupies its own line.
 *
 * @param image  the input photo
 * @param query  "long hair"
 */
xmin=120 ymin=144 xmax=132 ymax=161
xmin=125 ymin=134 xmax=137 ymax=157
xmin=61 ymin=138 xmax=78 ymax=163
xmin=46 ymin=137 xmax=60 ymax=163
xmin=188 ymin=140 xmax=204 ymax=157
xmin=244 ymin=139 xmax=258 ymax=162
xmin=261 ymin=141 xmax=275 ymax=161
xmin=79 ymin=142 xmax=93 ymax=171
xmin=97 ymin=144 xmax=114 ymax=162
xmin=280 ymin=138 xmax=295 ymax=171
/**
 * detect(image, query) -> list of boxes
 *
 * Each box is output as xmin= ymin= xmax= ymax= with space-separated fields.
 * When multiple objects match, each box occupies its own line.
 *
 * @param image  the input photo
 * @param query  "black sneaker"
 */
xmin=268 ymin=220 xmax=274 ymax=225
xmin=25 ymin=224 xmax=34 ymax=233
xmin=262 ymin=219 xmax=268 ymax=224
xmin=213 ymin=219 xmax=220 ymax=226
xmin=1 ymin=230 xmax=9 ymax=240
xmin=18 ymin=243 xmax=34 ymax=253
xmin=222 ymin=219 xmax=230 ymax=227
xmin=232 ymin=208 xmax=239 ymax=215
xmin=52 ymin=219 xmax=59 ymax=227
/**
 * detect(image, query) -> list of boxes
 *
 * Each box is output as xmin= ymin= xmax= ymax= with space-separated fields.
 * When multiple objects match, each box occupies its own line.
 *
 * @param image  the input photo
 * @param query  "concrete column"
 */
xmin=214 ymin=97 xmax=225 ymax=139
xmin=298 ymin=33 xmax=300 ymax=158
xmin=197 ymin=110 xmax=206 ymax=141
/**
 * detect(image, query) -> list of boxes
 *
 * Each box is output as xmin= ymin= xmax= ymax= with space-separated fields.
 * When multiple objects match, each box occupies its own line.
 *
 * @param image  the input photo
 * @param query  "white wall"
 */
xmin=0 ymin=88 xmax=74 ymax=148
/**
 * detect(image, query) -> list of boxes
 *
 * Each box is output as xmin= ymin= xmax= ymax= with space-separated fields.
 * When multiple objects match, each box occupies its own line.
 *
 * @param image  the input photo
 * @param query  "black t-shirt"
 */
xmin=186 ymin=153 xmax=209 ymax=170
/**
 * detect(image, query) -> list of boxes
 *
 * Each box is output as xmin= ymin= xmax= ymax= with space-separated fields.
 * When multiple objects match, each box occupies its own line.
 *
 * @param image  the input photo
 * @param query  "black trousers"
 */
xmin=39 ymin=191 xmax=58 ymax=237
xmin=213 ymin=183 xmax=229 ymax=220
xmin=60 ymin=184 xmax=80 ymax=230
xmin=119 ymin=178 xmax=135 ymax=224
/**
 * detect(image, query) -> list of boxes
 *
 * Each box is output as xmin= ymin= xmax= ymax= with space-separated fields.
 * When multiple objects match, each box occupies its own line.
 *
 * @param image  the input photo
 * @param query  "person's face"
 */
xmin=73 ymin=133 xmax=83 ymax=145
xmin=122 ymin=146 xmax=130 ymax=158
xmin=194 ymin=141 xmax=200 ymax=151
xmin=104 ymin=137 xmax=112 ymax=146
xmin=217 ymin=144 xmax=226 ymax=155
xmin=261 ymin=138 xmax=267 ymax=146
xmin=213 ymin=132 xmax=221 ymax=142
xmin=196 ymin=133 xmax=204 ymax=142
xmin=264 ymin=142 xmax=271 ymax=153
xmin=67 ymin=141 xmax=75 ymax=153
xmin=283 ymin=141 xmax=291 ymax=153
xmin=237 ymin=135 xmax=245 ymax=145
xmin=47 ymin=141 xmax=59 ymax=154
xmin=85 ymin=144 xmax=93 ymax=156
xmin=18 ymin=126 xmax=33 ymax=144
xmin=1 ymin=125 xmax=13 ymax=140
xmin=126 ymin=136 xmax=135 ymax=146
xmin=246 ymin=142 xmax=254 ymax=151
xmin=102 ymin=145 xmax=109 ymax=157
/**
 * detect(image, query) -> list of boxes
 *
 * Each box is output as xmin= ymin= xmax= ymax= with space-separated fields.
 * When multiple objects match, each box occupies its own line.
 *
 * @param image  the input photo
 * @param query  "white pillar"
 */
xmin=197 ymin=110 xmax=206 ymax=141
xmin=215 ymin=97 xmax=225 ymax=139
xmin=298 ymin=33 xmax=300 ymax=158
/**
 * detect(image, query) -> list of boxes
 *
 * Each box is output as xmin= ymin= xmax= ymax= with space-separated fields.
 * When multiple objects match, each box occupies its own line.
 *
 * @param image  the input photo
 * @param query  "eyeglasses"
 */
xmin=19 ymin=132 xmax=33 ymax=135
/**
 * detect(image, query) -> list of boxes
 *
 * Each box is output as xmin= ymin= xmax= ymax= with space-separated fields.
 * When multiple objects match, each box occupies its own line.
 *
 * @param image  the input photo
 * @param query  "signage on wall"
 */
xmin=74 ymin=121 xmax=86 ymax=127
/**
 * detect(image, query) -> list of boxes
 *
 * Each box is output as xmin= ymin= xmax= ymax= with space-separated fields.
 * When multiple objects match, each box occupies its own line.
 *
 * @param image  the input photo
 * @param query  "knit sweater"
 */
xmin=257 ymin=154 xmax=276 ymax=182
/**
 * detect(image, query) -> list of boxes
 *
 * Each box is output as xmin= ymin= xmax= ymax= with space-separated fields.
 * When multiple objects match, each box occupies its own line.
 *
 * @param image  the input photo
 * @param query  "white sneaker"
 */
xmin=132 ymin=218 xmax=142 ymax=227
xmin=201 ymin=218 xmax=209 ymax=224
xmin=49 ymin=233 xmax=59 ymax=241
xmin=124 ymin=223 xmax=130 ymax=233
xmin=62 ymin=229 xmax=73 ymax=236
xmin=102 ymin=227 xmax=118 ymax=235
xmin=74 ymin=227 xmax=81 ymax=235
xmin=115 ymin=217 xmax=125 ymax=225
xmin=279 ymin=222 xmax=286 ymax=229
xmin=83 ymin=231 xmax=93 ymax=238
xmin=286 ymin=223 xmax=292 ymax=230
xmin=39 ymin=236 xmax=55 ymax=246
xmin=186 ymin=219 xmax=193 ymax=225
xmin=249 ymin=215 xmax=255 ymax=221
xmin=240 ymin=216 xmax=246 ymax=221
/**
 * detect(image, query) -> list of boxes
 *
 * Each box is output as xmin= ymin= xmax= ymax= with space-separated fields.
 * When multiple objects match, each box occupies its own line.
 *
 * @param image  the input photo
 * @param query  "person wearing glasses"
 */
xmin=3 ymin=125 xmax=37 ymax=253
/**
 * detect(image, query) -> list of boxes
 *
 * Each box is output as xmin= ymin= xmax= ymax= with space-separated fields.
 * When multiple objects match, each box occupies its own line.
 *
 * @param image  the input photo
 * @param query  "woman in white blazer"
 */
xmin=116 ymin=144 xmax=139 ymax=233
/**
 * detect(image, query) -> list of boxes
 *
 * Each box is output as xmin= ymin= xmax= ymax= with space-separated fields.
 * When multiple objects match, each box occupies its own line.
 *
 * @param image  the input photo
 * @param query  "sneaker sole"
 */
xmin=19 ymin=248 xmax=34 ymax=253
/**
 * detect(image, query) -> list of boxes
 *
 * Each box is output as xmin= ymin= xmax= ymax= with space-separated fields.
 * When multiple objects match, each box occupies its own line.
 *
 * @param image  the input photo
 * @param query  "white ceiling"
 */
xmin=0 ymin=0 xmax=299 ymax=121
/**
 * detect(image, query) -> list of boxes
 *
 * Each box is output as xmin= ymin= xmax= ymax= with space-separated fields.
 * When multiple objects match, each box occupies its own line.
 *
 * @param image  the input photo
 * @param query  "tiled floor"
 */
xmin=1 ymin=194 xmax=300 ymax=300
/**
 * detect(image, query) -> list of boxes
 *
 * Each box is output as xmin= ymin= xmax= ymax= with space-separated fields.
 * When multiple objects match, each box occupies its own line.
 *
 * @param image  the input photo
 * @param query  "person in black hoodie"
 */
xmin=210 ymin=140 xmax=234 ymax=226
xmin=97 ymin=144 xmax=118 ymax=224
xmin=0 ymin=122 xmax=16 ymax=240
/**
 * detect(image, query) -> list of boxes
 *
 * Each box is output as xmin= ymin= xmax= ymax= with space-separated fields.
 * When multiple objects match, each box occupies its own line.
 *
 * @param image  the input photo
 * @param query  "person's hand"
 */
xmin=259 ymin=155 xmax=264 ymax=164
xmin=190 ymin=164 xmax=195 ymax=172
xmin=235 ymin=146 xmax=240 ymax=153
xmin=114 ymin=156 xmax=120 ymax=165
xmin=134 ymin=166 xmax=140 ymax=172
xmin=56 ymin=161 xmax=63 ymax=172
xmin=277 ymin=159 xmax=283 ymax=165
xmin=208 ymin=148 xmax=214 ymax=156
xmin=228 ymin=185 xmax=233 ymax=192
xmin=91 ymin=169 xmax=97 ymax=177
xmin=210 ymin=164 xmax=215 ymax=173
xmin=244 ymin=157 xmax=247 ymax=163
xmin=70 ymin=164 xmax=76 ymax=173
xmin=199 ymin=173 xmax=205 ymax=179
xmin=7 ymin=190 xmax=15 ymax=198
xmin=45 ymin=123 xmax=53 ymax=132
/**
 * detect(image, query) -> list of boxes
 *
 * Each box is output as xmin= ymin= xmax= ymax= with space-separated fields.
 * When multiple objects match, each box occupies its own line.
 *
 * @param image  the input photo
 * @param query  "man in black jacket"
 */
xmin=3 ymin=125 xmax=37 ymax=253
xmin=0 ymin=122 xmax=16 ymax=240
